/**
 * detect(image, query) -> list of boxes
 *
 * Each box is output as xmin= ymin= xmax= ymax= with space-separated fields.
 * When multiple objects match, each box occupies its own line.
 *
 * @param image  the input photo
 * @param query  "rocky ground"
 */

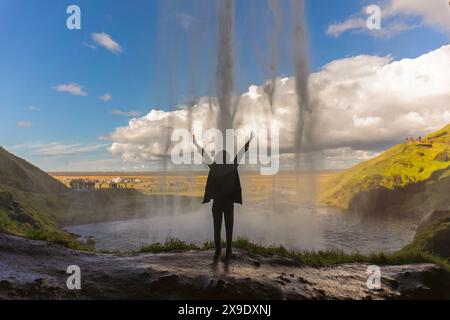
xmin=0 ymin=233 xmax=449 ymax=300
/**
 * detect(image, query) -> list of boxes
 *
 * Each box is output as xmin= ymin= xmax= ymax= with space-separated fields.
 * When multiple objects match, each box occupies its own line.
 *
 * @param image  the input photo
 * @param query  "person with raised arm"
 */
xmin=193 ymin=132 xmax=255 ymax=260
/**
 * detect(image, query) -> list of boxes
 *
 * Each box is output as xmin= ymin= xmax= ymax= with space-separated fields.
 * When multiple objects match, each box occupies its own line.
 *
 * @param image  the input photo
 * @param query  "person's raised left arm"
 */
xmin=193 ymin=135 xmax=213 ymax=165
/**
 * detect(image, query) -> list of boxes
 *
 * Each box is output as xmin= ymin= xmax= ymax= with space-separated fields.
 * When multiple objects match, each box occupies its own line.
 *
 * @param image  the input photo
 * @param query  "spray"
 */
xmin=266 ymin=0 xmax=282 ymax=110
xmin=216 ymin=0 xmax=236 ymax=142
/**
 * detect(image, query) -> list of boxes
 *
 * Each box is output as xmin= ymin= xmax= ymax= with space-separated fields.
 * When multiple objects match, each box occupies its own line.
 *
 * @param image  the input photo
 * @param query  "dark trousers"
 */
xmin=212 ymin=200 xmax=234 ymax=253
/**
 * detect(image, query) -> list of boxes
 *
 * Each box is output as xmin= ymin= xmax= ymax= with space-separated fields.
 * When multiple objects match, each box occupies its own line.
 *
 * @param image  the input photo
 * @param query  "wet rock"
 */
xmin=382 ymin=264 xmax=450 ymax=300
xmin=251 ymin=260 xmax=261 ymax=267
xmin=297 ymin=276 xmax=312 ymax=285
xmin=0 ymin=233 xmax=449 ymax=300
xmin=0 ymin=280 xmax=11 ymax=290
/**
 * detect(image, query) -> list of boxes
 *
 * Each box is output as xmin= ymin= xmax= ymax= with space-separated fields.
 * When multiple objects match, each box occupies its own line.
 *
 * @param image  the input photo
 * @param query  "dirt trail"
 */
xmin=0 ymin=233 xmax=449 ymax=299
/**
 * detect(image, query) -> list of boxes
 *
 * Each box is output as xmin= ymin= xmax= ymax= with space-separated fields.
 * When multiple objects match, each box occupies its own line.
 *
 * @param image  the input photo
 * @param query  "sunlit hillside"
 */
xmin=320 ymin=124 xmax=450 ymax=213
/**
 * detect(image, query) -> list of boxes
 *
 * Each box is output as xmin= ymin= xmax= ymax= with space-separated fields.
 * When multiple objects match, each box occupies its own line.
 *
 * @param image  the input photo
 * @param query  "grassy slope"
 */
xmin=319 ymin=124 xmax=450 ymax=212
xmin=0 ymin=147 xmax=88 ymax=249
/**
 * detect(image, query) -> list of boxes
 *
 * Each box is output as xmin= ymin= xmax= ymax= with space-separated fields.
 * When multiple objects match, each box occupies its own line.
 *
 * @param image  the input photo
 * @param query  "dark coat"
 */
xmin=202 ymin=158 xmax=243 ymax=205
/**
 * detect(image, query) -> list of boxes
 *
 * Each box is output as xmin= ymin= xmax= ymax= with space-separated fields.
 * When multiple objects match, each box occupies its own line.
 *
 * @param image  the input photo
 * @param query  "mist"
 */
xmin=130 ymin=0 xmax=319 ymax=249
xmin=69 ymin=0 xmax=330 ymax=252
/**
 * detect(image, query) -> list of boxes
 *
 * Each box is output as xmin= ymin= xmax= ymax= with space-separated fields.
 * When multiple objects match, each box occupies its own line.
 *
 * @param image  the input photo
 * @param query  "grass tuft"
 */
xmin=138 ymin=238 xmax=200 ymax=253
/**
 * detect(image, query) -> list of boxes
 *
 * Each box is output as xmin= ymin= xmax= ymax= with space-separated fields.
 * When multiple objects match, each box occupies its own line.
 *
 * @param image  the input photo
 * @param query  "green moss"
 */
xmin=25 ymin=229 xmax=91 ymax=251
xmin=138 ymin=238 xmax=200 ymax=253
xmin=232 ymin=238 xmax=290 ymax=256
xmin=0 ymin=208 xmax=89 ymax=251
xmin=400 ymin=217 xmax=450 ymax=263
xmin=0 ymin=209 xmax=22 ymax=234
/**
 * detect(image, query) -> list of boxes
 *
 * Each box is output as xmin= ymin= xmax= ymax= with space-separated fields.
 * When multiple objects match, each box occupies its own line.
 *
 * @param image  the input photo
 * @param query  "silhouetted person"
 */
xmin=193 ymin=132 xmax=254 ymax=260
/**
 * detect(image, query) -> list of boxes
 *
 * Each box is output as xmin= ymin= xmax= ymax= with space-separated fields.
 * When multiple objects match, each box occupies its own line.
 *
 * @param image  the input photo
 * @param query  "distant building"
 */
xmin=69 ymin=179 xmax=96 ymax=192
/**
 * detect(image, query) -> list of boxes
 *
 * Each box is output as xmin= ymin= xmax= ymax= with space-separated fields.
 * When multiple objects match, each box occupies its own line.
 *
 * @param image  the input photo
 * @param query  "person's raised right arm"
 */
xmin=234 ymin=131 xmax=255 ymax=164
xmin=193 ymin=135 xmax=213 ymax=165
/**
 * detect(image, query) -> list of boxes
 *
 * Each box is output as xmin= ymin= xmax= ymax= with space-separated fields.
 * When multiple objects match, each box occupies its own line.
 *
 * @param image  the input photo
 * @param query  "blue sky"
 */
xmin=0 ymin=0 xmax=449 ymax=171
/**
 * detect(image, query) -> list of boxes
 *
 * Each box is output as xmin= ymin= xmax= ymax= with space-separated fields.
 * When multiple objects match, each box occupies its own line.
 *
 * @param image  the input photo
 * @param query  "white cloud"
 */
xmin=327 ymin=17 xmax=367 ymax=37
xmin=17 ymin=120 xmax=32 ymax=128
xmin=444 ymin=111 xmax=450 ymax=122
xmin=353 ymin=115 xmax=383 ymax=129
xmin=27 ymin=105 xmax=40 ymax=112
xmin=327 ymin=0 xmax=450 ymax=37
xmin=107 ymin=45 xmax=450 ymax=168
xmin=321 ymin=148 xmax=381 ymax=169
xmin=52 ymin=83 xmax=87 ymax=96
xmin=110 ymin=109 xmax=141 ymax=117
xmin=91 ymin=32 xmax=122 ymax=54
xmin=8 ymin=142 xmax=107 ymax=157
xmin=243 ymin=85 xmax=262 ymax=100
xmin=99 ymin=93 xmax=112 ymax=102
xmin=62 ymin=158 xmax=139 ymax=172
xmin=405 ymin=111 xmax=425 ymax=125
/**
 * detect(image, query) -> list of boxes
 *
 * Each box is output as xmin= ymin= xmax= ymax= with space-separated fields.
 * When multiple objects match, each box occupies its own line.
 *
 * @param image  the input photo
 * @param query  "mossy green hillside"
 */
xmin=320 ymin=124 xmax=450 ymax=210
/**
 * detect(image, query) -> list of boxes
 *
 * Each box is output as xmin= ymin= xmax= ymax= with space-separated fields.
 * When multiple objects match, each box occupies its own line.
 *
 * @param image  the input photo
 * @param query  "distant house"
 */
xmin=406 ymin=136 xmax=433 ymax=148
xmin=69 ymin=179 xmax=96 ymax=192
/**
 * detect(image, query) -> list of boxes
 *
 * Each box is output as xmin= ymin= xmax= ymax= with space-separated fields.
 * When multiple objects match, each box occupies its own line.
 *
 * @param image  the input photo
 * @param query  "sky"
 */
xmin=0 ymin=0 xmax=449 ymax=171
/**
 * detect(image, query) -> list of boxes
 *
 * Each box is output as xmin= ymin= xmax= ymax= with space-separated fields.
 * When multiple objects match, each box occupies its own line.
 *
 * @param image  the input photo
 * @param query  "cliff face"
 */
xmin=0 ymin=147 xmax=71 ymax=241
xmin=0 ymin=233 xmax=449 ymax=300
xmin=411 ymin=210 xmax=450 ymax=261
xmin=346 ymin=170 xmax=450 ymax=218
xmin=0 ymin=147 xmax=68 ymax=195
xmin=320 ymin=124 xmax=450 ymax=217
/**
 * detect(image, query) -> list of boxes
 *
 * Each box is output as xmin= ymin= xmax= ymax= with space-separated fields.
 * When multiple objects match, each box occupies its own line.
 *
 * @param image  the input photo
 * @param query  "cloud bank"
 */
xmin=106 ymin=45 xmax=450 ymax=169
